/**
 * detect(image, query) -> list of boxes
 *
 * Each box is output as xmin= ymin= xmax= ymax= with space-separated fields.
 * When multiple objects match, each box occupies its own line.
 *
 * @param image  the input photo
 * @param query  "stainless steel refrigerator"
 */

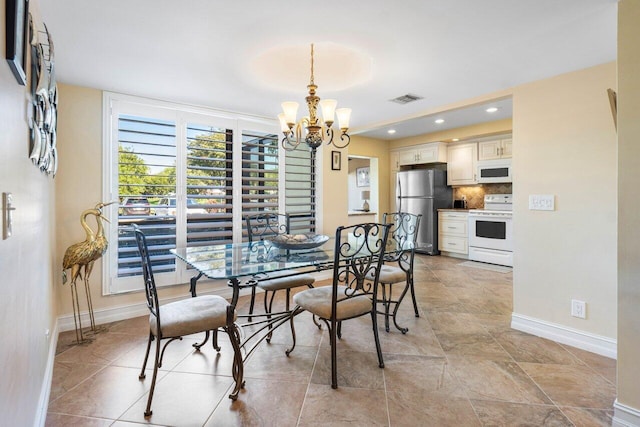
xmin=396 ymin=169 xmax=452 ymax=255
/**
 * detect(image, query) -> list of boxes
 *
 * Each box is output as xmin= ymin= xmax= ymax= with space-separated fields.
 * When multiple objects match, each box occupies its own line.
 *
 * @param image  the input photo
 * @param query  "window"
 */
xmin=103 ymin=93 xmax=316 ymax=294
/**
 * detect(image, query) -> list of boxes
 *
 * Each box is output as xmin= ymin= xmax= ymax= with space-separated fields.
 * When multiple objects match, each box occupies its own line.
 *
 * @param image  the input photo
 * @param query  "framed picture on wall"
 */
xmin=331 ymin=151 xmax=341 ymax=170
xmin=5 ymin=0 xmax=29 ymax=85
xmin=356 ymin=167 xmax=370 ymax=187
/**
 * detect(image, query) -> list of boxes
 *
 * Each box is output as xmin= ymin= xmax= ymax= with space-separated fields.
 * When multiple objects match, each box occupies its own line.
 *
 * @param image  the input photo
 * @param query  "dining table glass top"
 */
xmin=171 ymin=239 xmax=336 ymax=281
xmin=171 ymin=235 xmax=415 ymax=281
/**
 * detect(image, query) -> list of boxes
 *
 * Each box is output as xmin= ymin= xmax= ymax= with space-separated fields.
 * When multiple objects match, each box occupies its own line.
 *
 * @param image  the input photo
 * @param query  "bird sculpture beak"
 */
xmin=96 ymin=200 xmax=116 ymax=210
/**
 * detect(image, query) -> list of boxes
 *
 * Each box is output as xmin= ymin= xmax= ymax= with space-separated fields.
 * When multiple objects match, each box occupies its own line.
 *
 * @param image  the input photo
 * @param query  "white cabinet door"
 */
xmin=479 ymin=138 xmax=512 ymax=160
xmin=390 ymin=152 xmax=400 ymax=172
xmin=501 ymin=138 xmax=512 ymax=158
xmin=478 ymin=140 xmax=501 ymax=160
xmin=396 ymin=142 xmax=447 ymax=166
xmin=447 ymin=142 xmax=477 ymax=185
xmin=398 ymin=149 xmax=418 ymax=166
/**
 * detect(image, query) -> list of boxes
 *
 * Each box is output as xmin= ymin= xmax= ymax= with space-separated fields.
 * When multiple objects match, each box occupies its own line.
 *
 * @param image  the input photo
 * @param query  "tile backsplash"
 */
xmin=453 ymin=183 xmax=512 ymax=209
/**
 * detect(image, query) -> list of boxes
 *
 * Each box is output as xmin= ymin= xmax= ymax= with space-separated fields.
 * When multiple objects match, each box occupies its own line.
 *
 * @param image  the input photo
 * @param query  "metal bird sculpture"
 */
xmin=62 ymin=202 xmax=113 ymax=343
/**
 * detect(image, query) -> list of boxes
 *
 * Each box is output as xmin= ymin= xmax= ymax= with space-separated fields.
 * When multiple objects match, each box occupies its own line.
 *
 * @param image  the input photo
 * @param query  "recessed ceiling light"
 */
xmin=434 ymin=118 xmax=445 ymax=124
xmin=452 ymin=138 xmax=459 ymax=142
xmin=387 ymin=129 xmax=396 ymax=134
xmin=486 ymin=107 xmax=499 ymax=113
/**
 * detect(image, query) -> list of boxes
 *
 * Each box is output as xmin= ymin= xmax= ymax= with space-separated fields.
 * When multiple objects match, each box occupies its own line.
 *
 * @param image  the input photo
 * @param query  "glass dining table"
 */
xmin=170 ymin=235 xmax=415 ymax=359
xmin=171 ymin=238 xmax=337 ymax=360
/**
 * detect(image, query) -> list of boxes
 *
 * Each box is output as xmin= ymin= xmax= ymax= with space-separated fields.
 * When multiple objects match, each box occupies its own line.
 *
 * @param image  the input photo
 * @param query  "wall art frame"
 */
xmin=356 ymin=167 xmax=370 ymax=187
xmin=331 ymin=150 xmax=341 ymax=171
xmin=5 ymin=0 xmax=29 ymax=85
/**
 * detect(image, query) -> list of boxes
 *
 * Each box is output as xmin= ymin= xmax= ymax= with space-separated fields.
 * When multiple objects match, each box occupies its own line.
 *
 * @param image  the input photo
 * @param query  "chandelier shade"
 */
xmin=279 ymin=44 xmax=352 ymax=152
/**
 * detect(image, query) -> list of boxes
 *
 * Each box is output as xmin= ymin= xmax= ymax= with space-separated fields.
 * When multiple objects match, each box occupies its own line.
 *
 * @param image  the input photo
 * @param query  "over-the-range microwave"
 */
xmin=477 ymin=159 xmax=512 ymax=183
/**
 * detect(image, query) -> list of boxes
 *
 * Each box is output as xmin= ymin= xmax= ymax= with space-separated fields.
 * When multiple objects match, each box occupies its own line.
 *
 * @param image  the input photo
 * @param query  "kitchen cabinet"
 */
xmin=447 ymin=142 xmax=477 ymax=186
xmin=438 ymin=210 xmax=468 ymax=256
xmin=397 ymin=142 xmax=447 ymax=166
xmin=478 ymin=138 xmax=512 ymax=160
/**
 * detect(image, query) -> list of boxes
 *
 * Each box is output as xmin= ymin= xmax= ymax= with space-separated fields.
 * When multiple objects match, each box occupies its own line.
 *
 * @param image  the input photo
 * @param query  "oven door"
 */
xmin=468 ymin=214 xmax=513 ymax=252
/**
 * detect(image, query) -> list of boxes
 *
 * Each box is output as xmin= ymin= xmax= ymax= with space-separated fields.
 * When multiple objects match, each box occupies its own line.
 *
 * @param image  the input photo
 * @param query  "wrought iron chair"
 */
xmin=245 ymin=212 xmax=316 ymax=321
xmin=375 ymin=212 xmax=422 ymax=334
xmin=132 ymin=225 xmax=244 ymax=417
xmin=287 ymin=223 xmax=391 ymax=388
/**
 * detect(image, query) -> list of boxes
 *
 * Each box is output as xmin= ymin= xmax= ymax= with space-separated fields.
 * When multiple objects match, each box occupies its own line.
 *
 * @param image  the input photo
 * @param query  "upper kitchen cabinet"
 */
xmin=397 ymin=142 xmax=447 ymax=166
xmin=478 ymin=137 xmax=512 ymax=160
xmin=447 ymin=141 xmax=478 ymax=186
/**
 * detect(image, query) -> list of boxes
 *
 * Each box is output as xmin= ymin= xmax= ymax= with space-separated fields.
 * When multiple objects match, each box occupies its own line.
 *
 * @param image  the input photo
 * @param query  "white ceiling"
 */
xmin=38 ymin=0 xmax=617 ymax=140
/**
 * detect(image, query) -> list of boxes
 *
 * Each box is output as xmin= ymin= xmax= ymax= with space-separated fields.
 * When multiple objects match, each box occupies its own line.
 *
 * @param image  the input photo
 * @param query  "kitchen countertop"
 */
xmin=438 ymin=208 xmax=470 ymax=212
xmin=348 ymin=211 xmax=377 ymax=216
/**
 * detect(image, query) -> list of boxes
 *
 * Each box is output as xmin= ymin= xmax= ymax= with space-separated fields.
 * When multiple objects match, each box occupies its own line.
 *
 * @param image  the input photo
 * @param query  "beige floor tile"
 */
xmin=45 ymin=413 xmax=114 ymax=427
xmin=560 ymin=406 xmax=614 ymax=427
xmin=243 ymin=342 xmax=317 ymax=383
xmin=383 ymin=354 xmax=466 ymax=398
xmin=298 ymin=383 xmax=388 ymax=426
xmin=492 ymin=329 xmax=585 ymax=365
xmin=205 ymin=378 xmax=307 ymax=427
xmin=437 ymin=332 xmax=513 ymax=360
xmin=119 ymin=371 xmax=234 ymax=425
xmin=47 ymin=366 xmax=152 ymax=419
xmin=110 ymin=334 xmax=202 ymax=371
xmin=428 ymin=311 xmax=489 ymax=335
xmin=311 ymin=344 xmax=384 ymax=389
xmin=519 ymin=363 xmax=616 ymax=409
xmin=49 ymin=361 xmax=106 ymax=402
xmin=561 ymin=344 xmax=617 ymax=385
xmin=448 ymin=356 xmax=552 ymax=404
xmin=388 ymin=390 xmax=480 ymax=426
xmin=471 ymin=400 xmax=573 ymax=426
xmin=55 ymin=332 xmax=147 ymax=365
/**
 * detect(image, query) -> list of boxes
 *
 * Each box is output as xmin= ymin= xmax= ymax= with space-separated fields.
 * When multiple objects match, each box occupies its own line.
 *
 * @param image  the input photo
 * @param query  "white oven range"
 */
xmin=468 ymin=194 xmax=513 ymax=267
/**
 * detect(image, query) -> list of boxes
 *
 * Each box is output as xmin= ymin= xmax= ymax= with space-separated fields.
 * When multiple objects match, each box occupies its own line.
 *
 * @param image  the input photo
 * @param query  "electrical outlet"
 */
xmin=571 ymin=299 xmax=586 ymax=319
xmin=529 ymin=194 xmax=555 ymax=211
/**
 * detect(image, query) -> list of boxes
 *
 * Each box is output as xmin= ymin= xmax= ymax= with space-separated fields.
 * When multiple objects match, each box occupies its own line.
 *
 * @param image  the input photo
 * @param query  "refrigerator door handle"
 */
xmin=397 ymin=175 xmax=402 ymax=211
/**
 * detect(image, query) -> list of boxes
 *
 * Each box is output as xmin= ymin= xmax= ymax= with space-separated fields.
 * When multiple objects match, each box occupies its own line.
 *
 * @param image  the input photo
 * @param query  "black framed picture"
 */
xmin=331 ymin=151 xmax=341 ymax=171
xmin=5 ymin=0 xmax=29 ymax=85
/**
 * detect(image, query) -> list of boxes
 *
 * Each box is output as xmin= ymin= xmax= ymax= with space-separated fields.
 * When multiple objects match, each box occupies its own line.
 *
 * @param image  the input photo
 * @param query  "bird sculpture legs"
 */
xmin=83 ymin=262 xmax=97 ymax=332
xmin=70 ymin=279 xmax=86 ymax=343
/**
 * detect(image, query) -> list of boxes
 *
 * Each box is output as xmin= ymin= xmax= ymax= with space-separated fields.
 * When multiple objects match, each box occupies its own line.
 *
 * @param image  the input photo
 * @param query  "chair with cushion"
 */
xmin=245 ymin=212 xmax=316 ymax=321
xmin=287 ymin=222 xmax=391 ymax=388
xmin=377 ymin=212 xmax=422 ymax=334
xmin=133 ymin=224 xmax=244 ymax=417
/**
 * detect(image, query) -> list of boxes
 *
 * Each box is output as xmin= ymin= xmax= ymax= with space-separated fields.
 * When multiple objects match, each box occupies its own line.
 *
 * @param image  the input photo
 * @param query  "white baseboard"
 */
xmin=511 ymin=313 xmax=616 ymax=359
xmin=34 ymin=319 xmax=59 ymax=427
xmin=613 ymin=400 xmax=640 ymax=427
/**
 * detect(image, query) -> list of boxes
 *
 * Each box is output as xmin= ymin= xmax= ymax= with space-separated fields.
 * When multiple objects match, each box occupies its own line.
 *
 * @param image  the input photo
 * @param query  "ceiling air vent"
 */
xmin=389 ymin=94 xmax=423 ymax=105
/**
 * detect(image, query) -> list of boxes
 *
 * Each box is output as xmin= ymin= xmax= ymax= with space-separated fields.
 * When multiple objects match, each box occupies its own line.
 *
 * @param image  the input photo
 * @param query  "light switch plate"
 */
xmin=529 ymin=194 xmax=555 ymax=211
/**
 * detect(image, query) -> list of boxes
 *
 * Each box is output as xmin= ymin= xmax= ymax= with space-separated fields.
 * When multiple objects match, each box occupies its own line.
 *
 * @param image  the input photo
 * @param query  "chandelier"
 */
xmin=278 ymin=44 xmax=352 ymax=152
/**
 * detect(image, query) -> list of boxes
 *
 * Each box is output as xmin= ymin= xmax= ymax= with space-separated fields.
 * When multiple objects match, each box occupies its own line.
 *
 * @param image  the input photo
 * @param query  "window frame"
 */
xmin=101 ymin=92 xmax=285 ymax=295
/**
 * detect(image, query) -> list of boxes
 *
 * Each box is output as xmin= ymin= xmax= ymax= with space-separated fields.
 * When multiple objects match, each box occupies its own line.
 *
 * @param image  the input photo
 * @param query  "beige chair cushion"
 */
xmin=150 ymin=295 xmax=236 ymax=338
xmin=293 ymin=285 xmax=372 ymax=320
xmin=257 ymin=272 xmax=315 ymax=291
xmin=367 ymin=264 xmax=406 ymax=284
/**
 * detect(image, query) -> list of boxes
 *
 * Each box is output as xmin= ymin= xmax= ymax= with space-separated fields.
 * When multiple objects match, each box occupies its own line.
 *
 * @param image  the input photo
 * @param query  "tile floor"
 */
xmin=46 ymin=255 xmax=617 ymax=426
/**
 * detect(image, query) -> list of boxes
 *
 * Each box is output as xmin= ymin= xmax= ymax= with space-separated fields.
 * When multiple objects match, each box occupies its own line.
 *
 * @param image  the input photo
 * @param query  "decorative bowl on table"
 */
xmin=267 ymin=233 xmax=330 ymax=250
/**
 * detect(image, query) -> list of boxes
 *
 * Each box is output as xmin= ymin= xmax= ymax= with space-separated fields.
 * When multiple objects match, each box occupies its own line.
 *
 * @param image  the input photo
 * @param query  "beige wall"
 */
xmin=512 ymin=62 xmax=617 ymax=338
xmin=616 ymin=0 xmax=640 ymax=414
xmin=0 ymin=1 xmax=57 ymax=424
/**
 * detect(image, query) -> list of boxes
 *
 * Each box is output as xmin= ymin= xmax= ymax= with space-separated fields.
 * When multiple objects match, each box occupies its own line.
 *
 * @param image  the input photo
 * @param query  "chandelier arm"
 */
xmin=331 ymin=132 xmax=351 ymax=149
xmin=324 ymin=127 xmax=334 ymax=145
xmin=281 ymin=130 xmax=300 ymax=151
